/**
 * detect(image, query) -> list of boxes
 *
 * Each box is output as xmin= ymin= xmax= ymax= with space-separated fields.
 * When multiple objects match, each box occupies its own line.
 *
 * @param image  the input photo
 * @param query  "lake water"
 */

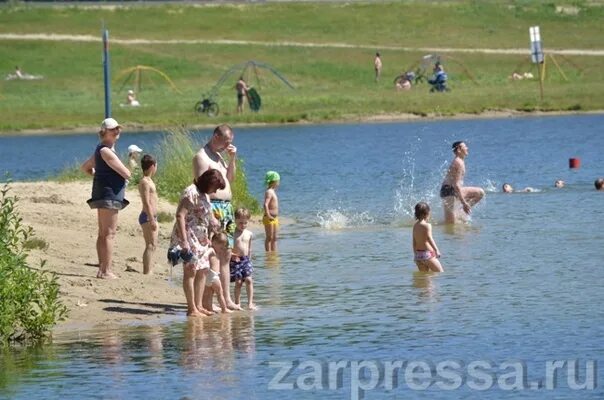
xmin=1 ymin=115 xmax=603 ymax=399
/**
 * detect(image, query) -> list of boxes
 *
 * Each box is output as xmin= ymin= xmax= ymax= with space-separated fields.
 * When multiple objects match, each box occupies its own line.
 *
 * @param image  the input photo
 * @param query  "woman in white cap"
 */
xmin=81 ymin=118 xmax=132 ymax=279
xmin=127 ymin=144 xmax=143 ymax=170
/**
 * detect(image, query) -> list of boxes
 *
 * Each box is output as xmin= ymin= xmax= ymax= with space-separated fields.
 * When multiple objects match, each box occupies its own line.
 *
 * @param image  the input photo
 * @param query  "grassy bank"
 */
xmin=0 ymin=1 xmax=603 ymax=133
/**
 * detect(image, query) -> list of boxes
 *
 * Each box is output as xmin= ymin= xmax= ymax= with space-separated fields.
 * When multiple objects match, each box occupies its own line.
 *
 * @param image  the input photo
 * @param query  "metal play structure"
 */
xmin=195 ymin=60 xmax=295 ymax=117
xmin=115 ymin=65 xmax=181 ymax=94
xmin=401 ymin=54 xmax=479 ymax=88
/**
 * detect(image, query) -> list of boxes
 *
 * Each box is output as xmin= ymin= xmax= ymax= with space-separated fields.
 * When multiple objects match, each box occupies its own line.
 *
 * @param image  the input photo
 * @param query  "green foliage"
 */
xmin=156 ymin=211 xmax=173 ymax=224
xmin=153 ymin=128 xmax=260 ymax=213
xmin=23 ymin=238 xmax=48 ymax=251
xmin=0 ymin=182 xmax=67 ymax=345
xmin=54 ymin=162 xmax=88 ymax=183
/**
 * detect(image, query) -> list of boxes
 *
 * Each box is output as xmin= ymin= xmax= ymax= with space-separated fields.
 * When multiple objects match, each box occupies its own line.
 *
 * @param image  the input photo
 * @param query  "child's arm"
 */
xmin=426 ymin=224 xmax=441 ymax=257
xmin=263 ymin=189 xmax=274 ymax=219
xmin=209 ymin=251 xmax=220 ymax=272
xmin=247 ymin=231 xmax=253 ymax=259
xmin=140 ymin=180 xmax=157 ymax=230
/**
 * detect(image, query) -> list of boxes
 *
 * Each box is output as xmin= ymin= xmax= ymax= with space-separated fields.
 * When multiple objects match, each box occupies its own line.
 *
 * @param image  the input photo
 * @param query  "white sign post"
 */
xmin=529 ymin=26 xmax=544 ymax=100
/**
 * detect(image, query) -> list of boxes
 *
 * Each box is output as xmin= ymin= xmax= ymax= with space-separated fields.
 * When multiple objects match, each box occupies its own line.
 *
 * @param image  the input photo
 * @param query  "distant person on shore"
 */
xmin=202 ymin=232 xmax=233 ymax=314
xmin=128 ymin=144 xmax=143 ymax=171
xmin=394 ymin=72 xmax=412 ymax=91
xmin=138 ymin=154 xmax=158 ymax=275
xmin=5 ymin=65 xmax=43 ymax=81
xmin=81 ymin=118 xmax=132 ymax=279
xmin=440 ymin=141 xmax=484 ymax=224
xmin=170 ymin=169 xmax=224 ymax=317
xmin=193 ymin=124 xmax=241 ymax=310
xmin=595 ymin=178 xmax=604 ymax=191
xmin=231 ymin=208 xmax=256 ymax=310
xmin=554 ymin=179 xmax=565 ymax=188
xmin=235 ymin=77 xmax=249 ymax=114
xmin=263 ymin=171 xmax=280 ymax=252
xmin=374 ymin=52 xmax=382 ymax=82
xmin=127 ymin=89 xmax=140 ymax=107
xmin=412 ymin=202 xmax=443 ymax=272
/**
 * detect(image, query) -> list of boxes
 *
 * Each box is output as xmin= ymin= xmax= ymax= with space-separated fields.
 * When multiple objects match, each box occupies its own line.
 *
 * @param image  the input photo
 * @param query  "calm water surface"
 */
xmin=1 ymin=115 xmax=603 ymax=399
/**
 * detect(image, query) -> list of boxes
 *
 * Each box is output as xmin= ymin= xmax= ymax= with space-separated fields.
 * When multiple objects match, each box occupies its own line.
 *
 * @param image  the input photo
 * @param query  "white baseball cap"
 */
xmin=128 ymin=144 xmax=143 ymax=154
xmin=101 ymin=117 xmax=121 ymax=131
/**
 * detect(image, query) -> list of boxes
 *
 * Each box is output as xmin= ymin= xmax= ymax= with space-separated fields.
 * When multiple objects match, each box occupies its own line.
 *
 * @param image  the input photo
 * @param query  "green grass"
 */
xmin=0 ymin=1 xmax=603 ymax=132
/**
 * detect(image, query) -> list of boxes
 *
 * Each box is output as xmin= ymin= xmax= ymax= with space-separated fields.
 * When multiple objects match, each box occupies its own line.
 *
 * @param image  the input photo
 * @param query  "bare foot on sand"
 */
xmin=97 ymin=271 xmax=118 ymax=279
xmin=187 ymin=310 xmax=205 ymax=318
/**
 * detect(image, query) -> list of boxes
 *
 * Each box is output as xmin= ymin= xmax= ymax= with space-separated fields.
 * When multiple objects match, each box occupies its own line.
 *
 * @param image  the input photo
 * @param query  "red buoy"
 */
xmin=569 ymin=158 xmax=580 ymax=169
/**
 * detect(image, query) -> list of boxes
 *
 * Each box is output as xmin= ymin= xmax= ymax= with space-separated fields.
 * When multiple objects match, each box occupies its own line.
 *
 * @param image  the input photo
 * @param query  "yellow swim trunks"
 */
xmin=263 ymin=215 xmax=279 ymax=227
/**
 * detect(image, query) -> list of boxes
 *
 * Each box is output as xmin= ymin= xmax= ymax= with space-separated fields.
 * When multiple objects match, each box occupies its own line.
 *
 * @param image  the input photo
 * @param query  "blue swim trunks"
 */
xmin=211 ymin=199 xmax=235 ymax=248
xmin=230 ymin=256 xmax=253 ymax=282
xmin=138 ymin=211 xmax=158 ymax=225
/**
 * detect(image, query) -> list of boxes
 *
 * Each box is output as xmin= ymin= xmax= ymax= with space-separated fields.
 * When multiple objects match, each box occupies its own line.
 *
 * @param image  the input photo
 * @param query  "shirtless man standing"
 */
xmin=440 ymin=141 xmax=484 ymax=224
xmin=235 ymin=77 xmax=249 ymax=114
xmin=193 ymin=124 xmax=241 ymax=310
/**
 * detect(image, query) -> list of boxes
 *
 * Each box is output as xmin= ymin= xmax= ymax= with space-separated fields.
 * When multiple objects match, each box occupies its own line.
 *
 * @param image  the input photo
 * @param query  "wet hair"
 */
xmin=502 ymin=183 xmax=513 ymax=192
xmin=414 ymin=202 xmax=430 ymax=221
xmin=195 ymin=168 xmax=225 ymax=194
xmin=213 ymin=123 xmax=233 ymax=139
xmin=212 ymin=231 xmax=228 ymax=246
xmin=452 ymin=141 xmax=465 ymax=153
xmin=140 ymin=154 xmax=156 ymax=172
xmin=595 ymin=178 xmax=604 ymax=190
xmin=235 ymin=207 xmax=250 ymax=220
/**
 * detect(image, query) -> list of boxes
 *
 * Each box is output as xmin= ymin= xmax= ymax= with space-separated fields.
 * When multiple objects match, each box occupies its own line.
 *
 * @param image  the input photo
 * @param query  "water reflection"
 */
xmin=412 ymin=271 xmax=439 ymax=302
xmin=181 ymin=313 xmax=256 ymax=371
xmin=265 ymin=251 xmax=281 ymax=268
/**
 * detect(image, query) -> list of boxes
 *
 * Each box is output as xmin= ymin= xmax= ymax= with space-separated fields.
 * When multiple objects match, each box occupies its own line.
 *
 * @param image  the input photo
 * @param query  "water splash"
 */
xmin=393 ymin=137 xmax=448 ymax=225
xmin=316 ymin=209 xmax=375 ymax=230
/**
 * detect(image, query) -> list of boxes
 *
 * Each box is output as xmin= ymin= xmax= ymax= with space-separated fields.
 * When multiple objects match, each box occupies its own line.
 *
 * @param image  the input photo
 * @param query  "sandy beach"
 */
xmin=9 ymin=181 xmax=263 ymax=334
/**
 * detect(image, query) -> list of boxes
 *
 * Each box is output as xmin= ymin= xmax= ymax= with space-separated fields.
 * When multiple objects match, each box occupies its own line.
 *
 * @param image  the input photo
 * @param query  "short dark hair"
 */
xmin=140 ymin=154 xmax=156 ymax=172
xmin=235 ymin=208 xmax=250 ymax=220
xmin=414 ymin=202 xmax=431 ymax=221
xmin=452 ymin=141 xmax=465 ymax=153
xmin=195 ymin=168 xmax=225 ymax=194
xmin=595 ymin=178 xmax=604 ymax=190
xmin=213 ymin=123 xmax=233 ymax=139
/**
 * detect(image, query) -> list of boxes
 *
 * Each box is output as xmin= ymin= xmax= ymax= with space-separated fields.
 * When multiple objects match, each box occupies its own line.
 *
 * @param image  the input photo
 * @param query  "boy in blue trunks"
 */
xmin=138 ymin=154 xmax=158 ymax=274
xmin=230 ymin=208 xmax=256 ymax=310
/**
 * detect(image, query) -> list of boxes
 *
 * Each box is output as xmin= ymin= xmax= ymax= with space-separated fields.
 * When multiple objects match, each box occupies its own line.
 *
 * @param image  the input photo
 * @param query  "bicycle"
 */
xmin=194 ymin=96 xmax=219 ymax=117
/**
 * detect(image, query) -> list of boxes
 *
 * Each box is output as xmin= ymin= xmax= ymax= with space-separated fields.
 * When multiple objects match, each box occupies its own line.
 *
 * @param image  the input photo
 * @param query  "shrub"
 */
xmin=0 ymin=182 xmax=67 ymax=345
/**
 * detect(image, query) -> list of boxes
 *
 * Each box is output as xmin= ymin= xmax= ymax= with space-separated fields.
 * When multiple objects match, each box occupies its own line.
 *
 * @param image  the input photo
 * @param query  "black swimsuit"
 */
xmin=440 ymin=184 xmax=455 ymax=198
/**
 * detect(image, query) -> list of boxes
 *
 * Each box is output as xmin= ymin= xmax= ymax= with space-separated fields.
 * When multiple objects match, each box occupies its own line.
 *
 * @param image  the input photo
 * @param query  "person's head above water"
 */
xmin=595 ymin=178 xmax=604 ymax=191
xmin=452 ymin=141 xmax=468 ymax=157
xmin=554 ymin=180 xmax=565 ymax=188
xmin=414 ymin=202 xmax=431 ymax=221
xmin=502 ymin=183 xmax=514 ymax=193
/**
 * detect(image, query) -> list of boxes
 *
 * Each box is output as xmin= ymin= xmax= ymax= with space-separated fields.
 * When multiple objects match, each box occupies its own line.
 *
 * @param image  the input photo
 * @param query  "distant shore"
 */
xmin=3 ymin=109 xmax=603 ymax=137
